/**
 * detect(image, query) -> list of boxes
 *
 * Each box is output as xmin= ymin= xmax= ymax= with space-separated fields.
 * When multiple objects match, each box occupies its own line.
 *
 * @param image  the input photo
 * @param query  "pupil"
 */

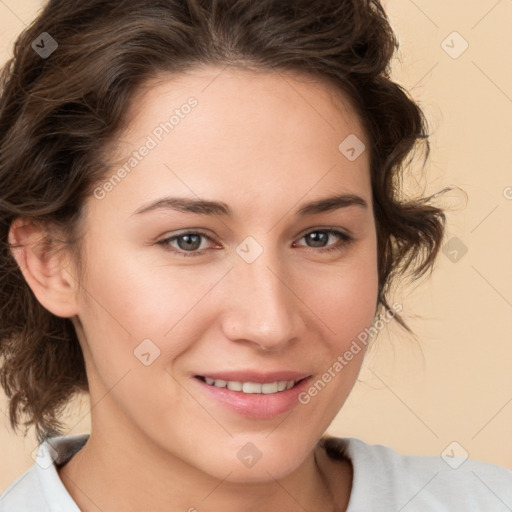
xmin=179 ymin=234 xmax=201 ymax=251
xmin=307 ymin=232 xmax=327 ymax=247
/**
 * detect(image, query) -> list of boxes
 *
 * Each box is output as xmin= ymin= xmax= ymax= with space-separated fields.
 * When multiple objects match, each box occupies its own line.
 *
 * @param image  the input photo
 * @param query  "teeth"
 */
xmin=227 ymin=381 xmax=242 ymax=391
xmin=203 ymin=377 xmax=296 ymax=394
xmin=242 ymin=382 xmax=262 ymax=394
xmin=261 ymin=382 xmax=278 ymax=394
xmin=277 ymin=381 xmax=288 ymax=391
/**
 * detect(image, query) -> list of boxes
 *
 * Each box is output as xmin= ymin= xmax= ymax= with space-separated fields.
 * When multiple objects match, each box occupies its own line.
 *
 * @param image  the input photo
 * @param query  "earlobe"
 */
xmin=8 ymin=218 xmax=79 ymax=318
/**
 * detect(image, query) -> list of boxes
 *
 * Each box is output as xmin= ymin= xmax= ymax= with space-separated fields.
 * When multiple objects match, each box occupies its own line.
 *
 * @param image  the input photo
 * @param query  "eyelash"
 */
xmin=156 ymin=229 xmax=354 ymax=258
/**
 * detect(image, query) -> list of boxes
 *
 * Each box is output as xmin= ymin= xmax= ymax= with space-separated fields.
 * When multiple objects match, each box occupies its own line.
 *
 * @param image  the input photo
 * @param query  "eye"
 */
xmin=294 ymin=229 xmax=353 ymax=253
xmin=157 ymin=231 xmax=218 ymax=257
xmin=157 ymin=228 xmax=353 ymax=258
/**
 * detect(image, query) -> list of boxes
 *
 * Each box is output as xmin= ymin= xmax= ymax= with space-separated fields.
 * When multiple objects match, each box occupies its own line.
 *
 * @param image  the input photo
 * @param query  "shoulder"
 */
xmin=0 ymin=434 xmax=87 ymax=512
xmin=0 ymin=465 xmax=47 ymax=512
xmin=320 ymin=436 xmax=512 ymax=511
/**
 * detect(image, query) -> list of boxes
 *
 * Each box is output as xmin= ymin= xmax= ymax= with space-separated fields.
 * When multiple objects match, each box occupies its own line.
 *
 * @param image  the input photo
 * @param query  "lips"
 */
xmin=192 ymin=370 xmax=312 ymax=419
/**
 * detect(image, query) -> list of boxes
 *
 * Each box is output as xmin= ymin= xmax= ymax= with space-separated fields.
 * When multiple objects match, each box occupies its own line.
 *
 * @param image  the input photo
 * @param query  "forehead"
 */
xmin=122 ymin=65 xmax=367 ymax=151
xmin=97 ymin=66 xmax=371 ymax=219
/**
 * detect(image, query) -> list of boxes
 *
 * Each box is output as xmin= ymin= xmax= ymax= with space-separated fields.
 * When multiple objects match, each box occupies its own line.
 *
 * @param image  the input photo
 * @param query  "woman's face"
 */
xmin=71 ymin=66 xmax=378 ymax=481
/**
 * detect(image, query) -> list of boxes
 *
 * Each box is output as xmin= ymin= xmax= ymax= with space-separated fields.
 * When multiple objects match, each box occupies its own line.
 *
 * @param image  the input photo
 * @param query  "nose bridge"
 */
xmin=221 ymin=243 xmax=299 ymax=350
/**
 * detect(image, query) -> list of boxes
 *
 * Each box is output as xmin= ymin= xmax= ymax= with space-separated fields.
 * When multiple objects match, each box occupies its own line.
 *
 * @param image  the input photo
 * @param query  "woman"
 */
xmin=0 ymin=0 xmax=510 ymax=510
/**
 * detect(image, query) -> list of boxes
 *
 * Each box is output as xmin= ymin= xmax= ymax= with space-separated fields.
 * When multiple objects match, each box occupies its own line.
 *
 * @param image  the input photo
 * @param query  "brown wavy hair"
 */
xmin=0 ymin=0 xmax=446 ymax=442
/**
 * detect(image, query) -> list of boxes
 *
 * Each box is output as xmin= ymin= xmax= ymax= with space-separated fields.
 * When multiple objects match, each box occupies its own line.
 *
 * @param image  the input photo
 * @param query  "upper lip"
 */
xmin=195 ymin=371 xmax=311 ymax=384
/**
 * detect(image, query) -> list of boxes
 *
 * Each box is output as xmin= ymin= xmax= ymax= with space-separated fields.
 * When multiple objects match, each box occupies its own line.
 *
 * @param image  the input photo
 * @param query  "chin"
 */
xmin=225 ymin=457 xmax=305 ymax=484
xmin=198 ymin=435 xmax=311 ymax=484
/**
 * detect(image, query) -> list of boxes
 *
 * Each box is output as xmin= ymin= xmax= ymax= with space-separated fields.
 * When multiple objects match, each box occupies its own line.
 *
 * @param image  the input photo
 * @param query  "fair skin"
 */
xmin=10 ymin=66 xmax=378 ymax=511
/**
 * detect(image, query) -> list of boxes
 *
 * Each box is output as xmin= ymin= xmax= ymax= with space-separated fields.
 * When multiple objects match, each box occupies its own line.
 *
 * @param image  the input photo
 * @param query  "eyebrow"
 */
xmin=132 ymin=193 xmax=368 ymax=217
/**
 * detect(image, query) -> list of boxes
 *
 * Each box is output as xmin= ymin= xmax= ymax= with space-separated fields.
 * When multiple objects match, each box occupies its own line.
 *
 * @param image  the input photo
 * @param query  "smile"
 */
xmin=200 ymin=377 xmax=297 ymax=394
xmin=193 ymin=373 xmax=312 ymax=419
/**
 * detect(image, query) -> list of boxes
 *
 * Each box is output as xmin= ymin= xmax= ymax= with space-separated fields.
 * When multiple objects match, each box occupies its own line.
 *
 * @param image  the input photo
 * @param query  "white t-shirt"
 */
xmin=1 ymin=433 xmax=511 ymax=511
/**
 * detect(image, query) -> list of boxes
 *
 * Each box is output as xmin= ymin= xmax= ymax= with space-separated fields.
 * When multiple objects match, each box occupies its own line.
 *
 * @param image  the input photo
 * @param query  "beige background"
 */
xmin=1 ymin=0 xmax=511 ymax=490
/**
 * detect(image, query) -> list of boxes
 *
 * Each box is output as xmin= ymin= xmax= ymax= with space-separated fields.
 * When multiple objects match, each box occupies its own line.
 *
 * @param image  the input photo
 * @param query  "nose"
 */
xmin=219 ymin=247 xmax=302 ymax=352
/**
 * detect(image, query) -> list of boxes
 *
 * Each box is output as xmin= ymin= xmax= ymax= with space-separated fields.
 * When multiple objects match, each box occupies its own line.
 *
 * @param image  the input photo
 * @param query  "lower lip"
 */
xmin=193 ymin=377 xmax=312 ymax=419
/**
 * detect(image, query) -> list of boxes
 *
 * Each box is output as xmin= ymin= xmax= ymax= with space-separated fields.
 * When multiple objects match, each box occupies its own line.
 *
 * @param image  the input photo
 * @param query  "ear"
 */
xmin=8 ymin=218 xmax=79 ymax=318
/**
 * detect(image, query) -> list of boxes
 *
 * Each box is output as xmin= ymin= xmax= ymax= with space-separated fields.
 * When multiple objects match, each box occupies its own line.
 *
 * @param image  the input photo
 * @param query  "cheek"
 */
xmin=304 ymin=244 xmax=379 ymax=347
xmin=75 ymin=245 xmax=237 ymax=396
xmin=319 ymin=269 xmax=377 ymax=327
xmin=296 ymin=252 xmax=378 ymax=410
xmin=80 ymin=245 xmax=205 ymax=335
